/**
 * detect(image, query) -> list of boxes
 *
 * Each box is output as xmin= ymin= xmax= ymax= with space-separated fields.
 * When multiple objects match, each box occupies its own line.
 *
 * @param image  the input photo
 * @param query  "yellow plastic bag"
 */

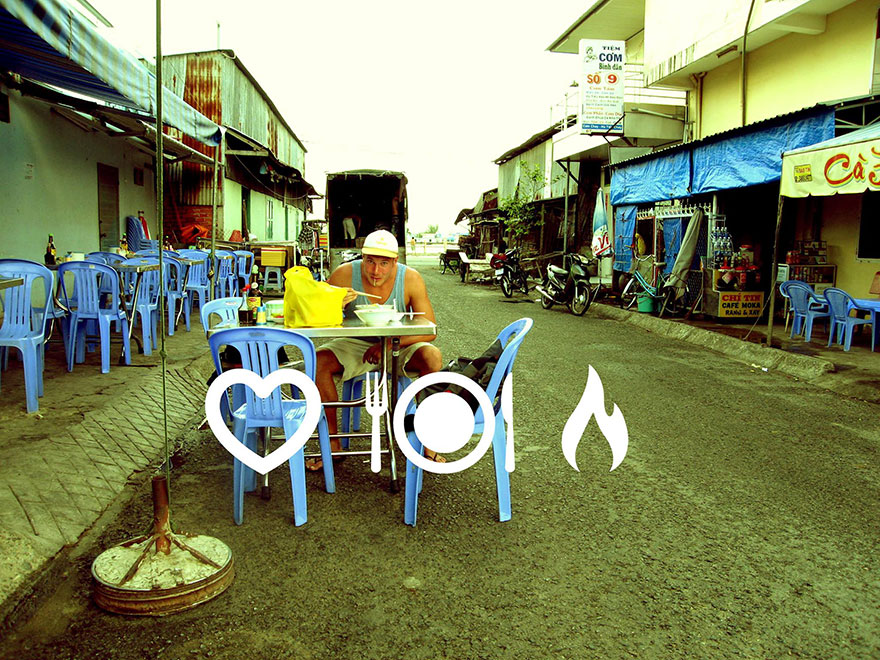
xmin=283 ymin=266 xmax=346 ymax=328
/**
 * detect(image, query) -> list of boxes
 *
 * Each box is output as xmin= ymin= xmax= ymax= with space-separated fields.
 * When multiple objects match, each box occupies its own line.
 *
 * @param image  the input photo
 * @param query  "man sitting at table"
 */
xmin=309 ymin=229 xmax=444 ymax=470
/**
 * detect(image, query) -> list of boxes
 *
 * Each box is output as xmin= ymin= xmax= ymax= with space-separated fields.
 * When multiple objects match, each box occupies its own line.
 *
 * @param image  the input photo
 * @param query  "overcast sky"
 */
xmin=89 ymin=0 xmax=587 ymax=233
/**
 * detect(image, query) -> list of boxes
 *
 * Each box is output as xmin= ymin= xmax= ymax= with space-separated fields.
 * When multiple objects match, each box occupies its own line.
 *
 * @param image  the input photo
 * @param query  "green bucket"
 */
xmin=636 ymin=292 xmax=656 ymax=313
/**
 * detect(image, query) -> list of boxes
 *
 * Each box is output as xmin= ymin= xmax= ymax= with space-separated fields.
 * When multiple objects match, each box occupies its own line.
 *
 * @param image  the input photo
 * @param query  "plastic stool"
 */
xmin=264 ymin=266 xmax=284 ymax=291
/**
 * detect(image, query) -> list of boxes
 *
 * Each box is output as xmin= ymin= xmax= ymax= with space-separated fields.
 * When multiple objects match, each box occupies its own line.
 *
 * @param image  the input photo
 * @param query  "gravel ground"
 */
xmin=1 ymin=255 xmax=878 ymax=659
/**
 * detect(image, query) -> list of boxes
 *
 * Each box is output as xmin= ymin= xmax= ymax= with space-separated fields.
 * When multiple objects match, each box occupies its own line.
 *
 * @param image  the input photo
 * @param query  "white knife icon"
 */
xmin=501 ymin=372 xmax=514 ymax=472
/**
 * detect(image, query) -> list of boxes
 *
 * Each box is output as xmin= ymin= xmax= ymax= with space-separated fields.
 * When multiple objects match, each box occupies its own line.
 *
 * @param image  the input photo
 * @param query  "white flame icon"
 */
xmin=561 ymin=365 xmax=628 ymax=472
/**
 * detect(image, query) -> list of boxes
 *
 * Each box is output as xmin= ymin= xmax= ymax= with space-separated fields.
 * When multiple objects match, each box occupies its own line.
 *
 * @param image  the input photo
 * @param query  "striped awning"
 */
xmin=0 ymin=0 xmax=221 ymax=146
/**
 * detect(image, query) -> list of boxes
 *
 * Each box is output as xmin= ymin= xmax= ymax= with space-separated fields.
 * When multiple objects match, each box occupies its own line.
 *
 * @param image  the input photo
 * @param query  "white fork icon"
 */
xmin=364 ymin=372 xmax=388 ymax=473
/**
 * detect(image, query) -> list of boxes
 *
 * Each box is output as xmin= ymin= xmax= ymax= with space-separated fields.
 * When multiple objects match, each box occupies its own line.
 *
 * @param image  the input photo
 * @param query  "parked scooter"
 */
xmin=535 ymin=252 xmax=592 ymax=315
xmin=490 ymin=247 xmax=529 ymax=298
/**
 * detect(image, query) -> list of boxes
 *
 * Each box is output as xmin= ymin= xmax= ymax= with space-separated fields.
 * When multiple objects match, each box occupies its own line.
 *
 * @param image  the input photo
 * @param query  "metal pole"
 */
xmin=563 ymin=160 xmax=570 ymax=253
xmin=155 ymin=0 xmax=171 ymax=499
xmin=209 ymin=132 xmax=221 ymax=300
xmin=765 ymin=194 xmax=785 ymax=347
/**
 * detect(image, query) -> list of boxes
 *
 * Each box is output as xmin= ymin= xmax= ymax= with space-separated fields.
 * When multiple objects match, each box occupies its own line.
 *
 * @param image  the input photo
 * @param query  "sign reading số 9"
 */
xmin=579 ymin=39 xmax=626 ymax=136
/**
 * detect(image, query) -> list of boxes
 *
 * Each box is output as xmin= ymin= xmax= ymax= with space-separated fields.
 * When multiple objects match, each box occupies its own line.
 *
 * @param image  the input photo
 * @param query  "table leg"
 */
xmin=388 ymin=336 xmax=400 ymax=493
xmin=118 ymin=271 xmax=144 ymax=365
xmin=175 ymin=266 xmax=191 ymax=328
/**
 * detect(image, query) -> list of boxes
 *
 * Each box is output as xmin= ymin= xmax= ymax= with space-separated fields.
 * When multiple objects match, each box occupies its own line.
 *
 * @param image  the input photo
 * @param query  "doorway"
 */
xmin=241 ymin=188 xmax=251 ymax=239
xmin=97 ymin=163 xmax=119 ymax=251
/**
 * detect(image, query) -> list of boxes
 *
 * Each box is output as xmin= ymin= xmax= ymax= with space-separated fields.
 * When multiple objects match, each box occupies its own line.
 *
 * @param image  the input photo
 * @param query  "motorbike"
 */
xmin=535 ymin=252 xmax=592 ymax=315
xmin=490 ymin=247 xmax=529 ymax=298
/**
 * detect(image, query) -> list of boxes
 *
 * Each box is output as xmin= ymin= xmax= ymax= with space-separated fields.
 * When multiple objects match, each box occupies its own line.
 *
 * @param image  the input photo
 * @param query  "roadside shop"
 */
xmin=609 ymin=107 xmax=835 ymax=320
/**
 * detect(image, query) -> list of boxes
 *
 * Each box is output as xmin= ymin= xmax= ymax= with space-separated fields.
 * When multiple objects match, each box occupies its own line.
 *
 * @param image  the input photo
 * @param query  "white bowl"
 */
xmin=354 ymin=308 xmax=405 ymax=326
xmin=265 ymin=300 xmax=284 ymax=319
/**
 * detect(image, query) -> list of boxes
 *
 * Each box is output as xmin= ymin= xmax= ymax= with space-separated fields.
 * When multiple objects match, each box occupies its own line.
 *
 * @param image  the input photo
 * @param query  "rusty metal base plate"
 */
xmin=92 ymin=534 xmax=233 ymax=616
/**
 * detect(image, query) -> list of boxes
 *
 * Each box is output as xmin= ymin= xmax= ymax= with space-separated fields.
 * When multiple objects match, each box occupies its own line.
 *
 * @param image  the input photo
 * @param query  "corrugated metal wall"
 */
xmin=218 ymin=54 xmax=304 ymax=171
xmin=497 ymin=140 xmax=580 ymax=201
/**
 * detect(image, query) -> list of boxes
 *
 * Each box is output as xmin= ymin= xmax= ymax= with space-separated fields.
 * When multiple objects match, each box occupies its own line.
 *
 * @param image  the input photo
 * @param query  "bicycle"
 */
xmin=619 ymin=262 xmax=692 ymax=317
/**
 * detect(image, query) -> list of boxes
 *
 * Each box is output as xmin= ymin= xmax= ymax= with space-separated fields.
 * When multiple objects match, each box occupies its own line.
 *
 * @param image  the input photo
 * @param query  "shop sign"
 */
xmin=782 ymin=141 xmax=880 ymax=196
xmin=718 ymin=292 xmax=764 ymax=318
xmin=579 ymin=39 xmax=625 ymax=136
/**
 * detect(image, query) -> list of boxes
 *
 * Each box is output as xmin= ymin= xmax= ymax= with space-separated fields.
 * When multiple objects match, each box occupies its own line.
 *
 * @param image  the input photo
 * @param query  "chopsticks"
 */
xmin=352 ymin=290 xmax=383 ymax=299
xmin=329 ymin=285 xmax=383 ymax=299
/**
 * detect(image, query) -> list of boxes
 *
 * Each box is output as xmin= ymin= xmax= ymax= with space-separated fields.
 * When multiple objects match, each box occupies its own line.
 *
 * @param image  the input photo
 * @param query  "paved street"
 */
xmin=1 ymin=255 xmax=878 ymax=659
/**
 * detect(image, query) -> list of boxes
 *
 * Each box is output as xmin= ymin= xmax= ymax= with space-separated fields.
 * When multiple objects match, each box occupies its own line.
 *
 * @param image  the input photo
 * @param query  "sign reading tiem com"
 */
xmin=579 ymin=38 xmax=626 ymax=136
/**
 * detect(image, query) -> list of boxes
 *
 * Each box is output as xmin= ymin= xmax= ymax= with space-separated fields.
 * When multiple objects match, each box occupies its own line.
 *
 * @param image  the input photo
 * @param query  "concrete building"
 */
xmin=0 ymin=0 xmax=219 ymax=262
xmin=550 ymin=0 xmax=880 ymax=310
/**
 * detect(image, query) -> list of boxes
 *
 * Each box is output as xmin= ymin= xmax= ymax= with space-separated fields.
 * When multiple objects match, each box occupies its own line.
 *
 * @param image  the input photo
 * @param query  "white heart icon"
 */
xmin=205 ymin=368 xmax=323 ymax=475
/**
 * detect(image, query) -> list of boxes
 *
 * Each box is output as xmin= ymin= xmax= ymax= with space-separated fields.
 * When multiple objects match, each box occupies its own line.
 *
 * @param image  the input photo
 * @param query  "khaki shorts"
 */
xmin=319 ymin=338 xmax=434 ymax=382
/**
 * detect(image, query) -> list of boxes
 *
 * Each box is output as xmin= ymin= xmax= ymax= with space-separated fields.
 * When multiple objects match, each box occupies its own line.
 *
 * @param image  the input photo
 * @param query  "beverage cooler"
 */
xmin=702 ymin=215 xmax=765 ymax=319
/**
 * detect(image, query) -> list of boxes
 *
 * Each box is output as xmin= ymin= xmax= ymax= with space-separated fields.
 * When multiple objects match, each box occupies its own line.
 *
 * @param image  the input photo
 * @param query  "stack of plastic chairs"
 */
xmin=0 ymin=259 xmax=53 ymax=412
xmin=125 ymin=215 xmax=158 ymax=252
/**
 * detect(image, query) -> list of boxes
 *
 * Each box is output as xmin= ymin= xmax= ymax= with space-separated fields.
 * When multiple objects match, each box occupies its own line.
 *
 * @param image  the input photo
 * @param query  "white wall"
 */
xmin=0 ymin=86 xmax=155 ymax=262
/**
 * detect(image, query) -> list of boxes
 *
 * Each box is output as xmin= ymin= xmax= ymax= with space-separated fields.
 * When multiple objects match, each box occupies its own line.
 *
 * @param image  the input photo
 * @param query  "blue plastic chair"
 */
xmin=57 ymin=261 xmax=131 ymax=373
xmin=0 ymin=260 xmax=53 ymax=413
xmin=133 ymin=249 xmax=159 ymax=257
xmin=233 ymin=250 xmax=255 ymax=289
xmin=122 ymin=257 xmax=161 ymax=356
xmin=163 ymin=256 xmax=190 ymax=335
xmin=781 ymin=280 xmax=830 ymax=342
xmin=823 ymin=287 xmax=874 ymax=351
xmin=208 ymin=327 xmax=335 ymax=526
xmin=178 ymin=250 xmax=211 ymax=315
xmin=200 ymin=297 xmax=247 ymax=422
xmin=214 ymin=250 xmax=239 ymax=298
xmin=87 ymin=251 xmax=125 ymax=265
xmin=403 ymin=318 xmax=533 ymax=527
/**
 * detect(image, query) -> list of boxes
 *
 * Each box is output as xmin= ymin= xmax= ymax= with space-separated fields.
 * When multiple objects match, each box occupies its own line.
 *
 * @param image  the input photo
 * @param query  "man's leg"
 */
xmin=315 ymin=348 xmax=344 ymax=450
xmin=403 ymin=344 xmax=443 ymax=377
xmin=403 ymin=344 xmax=445 ymax=462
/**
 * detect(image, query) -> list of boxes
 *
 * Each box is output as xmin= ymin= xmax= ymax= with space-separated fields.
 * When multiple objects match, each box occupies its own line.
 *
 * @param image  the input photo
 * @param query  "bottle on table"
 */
xmin=238 ymin=295 xmax=252 ymax=326
xmin=44 ymin=234 xmax=57 ymax=266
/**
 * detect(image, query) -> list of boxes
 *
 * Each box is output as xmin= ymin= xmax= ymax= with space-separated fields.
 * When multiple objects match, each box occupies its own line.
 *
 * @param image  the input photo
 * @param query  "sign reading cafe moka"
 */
xmin=579 ymin=39 xmax=626 ymax=135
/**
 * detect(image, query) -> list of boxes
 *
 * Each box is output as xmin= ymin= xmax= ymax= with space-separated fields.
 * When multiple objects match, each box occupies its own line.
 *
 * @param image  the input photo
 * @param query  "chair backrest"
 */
xmin=0 ymin=259 xmax=53 ymax=338
xmin=233 ymin=250 xmax=255 ymax=278
xmin=823 ymin=287 xmax=856 ymax=322
xmin=85 ymin=254 xmax=108 ymax=264
xmin=163 ymin=250 xmax=180 ymax=258
xmin=179 ymin=250 xmax=209 ymax=286
xmin=200 ymin=297 xmax=241 ymax=331
xmin=778 ymin=279 xmax=806 ymax=300
xmin=208 ymin=327 xmax=317 ymax=423
xmin=58 ymin=261 xmax=121 ymax=316
xmin=163 ymin=255 xmax=186 ymax=294
xmin=476 ymin=318 xmax=533 ymax=424
xmin=87 ymin=251 xmax=125 ymax=265
xmin=784 ymin=280 xmax=827 ymax=316
xmin=215 ymin=250 xmax=236 ymax=278
xmin=134 ymin=249 xmax=159 ymax=257
xmin=121 ymin=257 xmax=162 ymax=305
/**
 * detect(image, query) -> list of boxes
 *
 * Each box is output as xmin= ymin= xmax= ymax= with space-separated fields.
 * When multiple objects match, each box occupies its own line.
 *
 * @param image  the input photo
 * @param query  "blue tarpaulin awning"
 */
xmin=0 ymin=0 xmax=221 ymax=146
xmin=692 ymin=110 xmax=834 ymax=194
xmin=609 ymin=108 xmax=835 ymax=205
xmin=609 ymin=149 xmax=691 ymax=206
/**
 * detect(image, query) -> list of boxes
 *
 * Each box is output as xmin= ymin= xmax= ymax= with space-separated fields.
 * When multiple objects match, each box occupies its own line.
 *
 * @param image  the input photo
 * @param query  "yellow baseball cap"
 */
xmin=361 ymin=230 xmax=398 ymax=258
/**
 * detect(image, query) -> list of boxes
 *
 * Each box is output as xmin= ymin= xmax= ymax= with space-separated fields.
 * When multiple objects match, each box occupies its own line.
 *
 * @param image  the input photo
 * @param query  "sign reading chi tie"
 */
xmin=205 ymin=366 xmax=628 ymax=475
